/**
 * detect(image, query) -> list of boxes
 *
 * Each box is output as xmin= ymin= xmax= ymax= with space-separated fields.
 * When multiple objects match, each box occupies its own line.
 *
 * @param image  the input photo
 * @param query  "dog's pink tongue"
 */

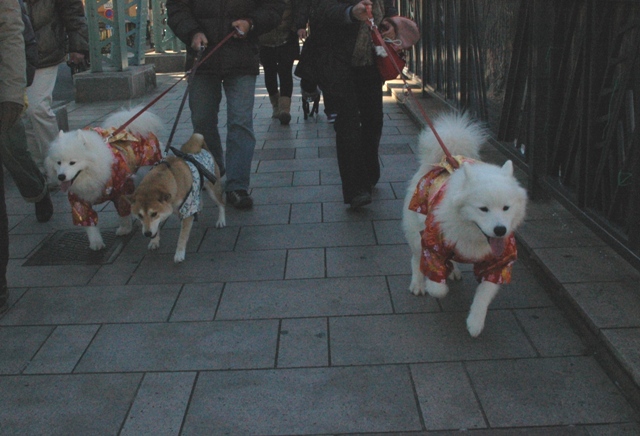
xmin=60 ymin=180 xmax=72 ymax=193
xmin=489 ymin=237 xmax=506 ymax=257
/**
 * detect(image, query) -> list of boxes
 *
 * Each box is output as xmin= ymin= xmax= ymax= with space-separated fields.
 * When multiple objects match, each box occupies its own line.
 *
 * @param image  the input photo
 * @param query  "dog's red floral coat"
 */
xmin=69 ymin=127 xmax=162 ymax=227
xmin=408 ymin=157 xmax=517 ymax=285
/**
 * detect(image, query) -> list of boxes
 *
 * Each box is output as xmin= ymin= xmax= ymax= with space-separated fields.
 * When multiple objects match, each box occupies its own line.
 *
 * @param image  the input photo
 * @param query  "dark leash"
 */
xmin=168 ymin=145 xmax=218 ymax=186
xmin=110 ymin=29 xmax=239 ymax=140
xmin=364 ymin=6 xmax=459 ymax=170
xmin=164 ymin=46 xmax=205 ymax=154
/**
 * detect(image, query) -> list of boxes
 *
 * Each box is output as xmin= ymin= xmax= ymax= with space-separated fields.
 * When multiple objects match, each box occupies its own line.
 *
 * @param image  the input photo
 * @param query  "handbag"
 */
xmin=368 ymin=16 xmax=420 ymax=81
xmin=370 ymin=28 xmax=406 ymax=81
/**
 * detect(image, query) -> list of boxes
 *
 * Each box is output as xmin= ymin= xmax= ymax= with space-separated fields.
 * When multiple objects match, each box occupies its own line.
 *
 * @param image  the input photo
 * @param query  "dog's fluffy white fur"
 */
xmin=402 ymin=113 xmax=527 ymax=337
xmin=46 ymin=108 xmax=163 ymax=250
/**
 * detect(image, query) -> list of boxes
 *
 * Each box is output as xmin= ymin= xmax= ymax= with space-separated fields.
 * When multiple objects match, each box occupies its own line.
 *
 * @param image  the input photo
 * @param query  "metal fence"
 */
xmin=397 ymin=0 xmax=640 ymax=269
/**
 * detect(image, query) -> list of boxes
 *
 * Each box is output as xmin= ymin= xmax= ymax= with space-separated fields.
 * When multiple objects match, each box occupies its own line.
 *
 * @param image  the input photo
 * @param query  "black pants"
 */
xmin=0 ymin=154 xmax=9 ymax=290
xmin=259 ymin=37 xmax=299 ymax=98
xmin=324 ymin=64 xmax=383 ymax=203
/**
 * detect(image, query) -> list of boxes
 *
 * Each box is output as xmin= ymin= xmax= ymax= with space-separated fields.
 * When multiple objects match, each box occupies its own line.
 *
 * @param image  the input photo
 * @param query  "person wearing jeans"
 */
xmin=167 ymin=0 xmax=285 ymax=209
xmin=189 ymin=75 xmax=257 ymax=196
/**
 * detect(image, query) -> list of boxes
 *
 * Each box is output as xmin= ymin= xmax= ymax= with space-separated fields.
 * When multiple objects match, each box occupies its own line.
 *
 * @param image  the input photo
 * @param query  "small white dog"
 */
xmin=402 ymin=113 xmax=528 ymax=337
xmin=46 ymin=109 xmax=164 ymax=250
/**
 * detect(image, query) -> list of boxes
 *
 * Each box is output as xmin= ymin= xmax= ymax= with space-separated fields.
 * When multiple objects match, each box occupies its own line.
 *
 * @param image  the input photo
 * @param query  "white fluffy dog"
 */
xmin=46 ymin=109 xmax=164 ymax=250
xmin=402 ymin=113 xmax=528 ymax=337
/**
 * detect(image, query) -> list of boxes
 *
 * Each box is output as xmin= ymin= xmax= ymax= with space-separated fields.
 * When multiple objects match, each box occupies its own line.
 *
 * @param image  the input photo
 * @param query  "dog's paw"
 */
xmin=89 ymin=240 xmax=106 ymax=251
xmin=409 ymin=280 xmax=426 ymax=296
xmin=148 ymin=239 xmax=160 ymax=250
xmin=466 ymin=311 xmax=486 ymax=338
xmin=115 ymin=226 xmax=132 ymax=236
xmin=86 ymin=227 xmax=105 ymax=251
xmin=174 ymin=250 xmax=186 ymax=263
xmin=449 ymin=264 xmax=462 ymax=281
xmin=215 ymin=217 xmax=226 ymax=228
xmin=116 ymin=216 xmax=133 ymax=236
xmin=426 ymin=280 xmax=449 ymax=298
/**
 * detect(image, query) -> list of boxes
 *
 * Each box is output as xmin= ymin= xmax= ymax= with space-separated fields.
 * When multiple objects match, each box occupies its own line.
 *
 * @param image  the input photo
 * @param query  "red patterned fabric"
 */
xmin=408 ymin=159 xmax=517 ymax=284
xmin=69 ymin=128 xmax=162 ymax=227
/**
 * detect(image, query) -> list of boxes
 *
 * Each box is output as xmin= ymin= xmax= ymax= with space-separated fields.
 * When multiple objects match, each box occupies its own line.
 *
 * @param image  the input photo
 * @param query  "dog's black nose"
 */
xmin=494 ymin=226 xmax=507 ymax=237
xmin=58 ymin=174 xmax=66 ymax=181
xmin=144 ymin=231 xmax=152 ymax=238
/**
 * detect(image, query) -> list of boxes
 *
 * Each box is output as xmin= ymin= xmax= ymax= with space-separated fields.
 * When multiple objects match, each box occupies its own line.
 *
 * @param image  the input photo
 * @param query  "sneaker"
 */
xmin=226 ymin=190 xmax=253 ymax=210
xmin=35 ymin=192 xmax=54 ymax=223
xmin=326 ymin=113 xmax=337 ymax=123
xmin=349 ymin=191 xmax=372 ymax=210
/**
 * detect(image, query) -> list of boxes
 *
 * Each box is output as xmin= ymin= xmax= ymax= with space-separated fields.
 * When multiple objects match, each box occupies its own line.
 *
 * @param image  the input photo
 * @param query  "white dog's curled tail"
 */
xmin=102 ymin=107 xmax=164 ymax=139
xmin=417 ymin=112 xmax=488 ymax=168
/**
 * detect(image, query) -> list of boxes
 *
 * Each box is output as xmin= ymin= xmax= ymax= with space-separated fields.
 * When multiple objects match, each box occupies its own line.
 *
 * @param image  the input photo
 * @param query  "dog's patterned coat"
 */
xmin=69 ymin=127 xmax=162 ymax=226
xmin=408 ymin=157 xmax=517 ymax=284
xmin=178 ymin=149 xmax=216 ymax=219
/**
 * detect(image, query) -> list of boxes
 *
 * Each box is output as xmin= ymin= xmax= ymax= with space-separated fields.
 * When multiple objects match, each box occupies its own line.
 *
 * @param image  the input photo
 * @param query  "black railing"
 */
xmin=397 ymin=0 xmax=640 ymax=270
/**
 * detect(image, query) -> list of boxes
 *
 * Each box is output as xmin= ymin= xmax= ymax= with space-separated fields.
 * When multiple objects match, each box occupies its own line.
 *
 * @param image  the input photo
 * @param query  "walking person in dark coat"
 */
xmin=167 ymin=0 xmax=286 ymax=209
xmin=295 ymin=0 xmax=397 ymax=209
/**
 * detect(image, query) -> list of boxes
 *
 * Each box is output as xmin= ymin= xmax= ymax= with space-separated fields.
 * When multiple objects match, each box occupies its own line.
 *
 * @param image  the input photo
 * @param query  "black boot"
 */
xmin=35 ymin=192 xmax=53 ymax=223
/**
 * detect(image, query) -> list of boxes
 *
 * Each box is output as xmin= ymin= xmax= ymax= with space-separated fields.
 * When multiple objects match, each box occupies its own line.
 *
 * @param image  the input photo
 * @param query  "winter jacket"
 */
xmin=25 ymin=0 xmax=89 ymax=69
xmin=0 ymin=0 xmax=26 ymax=106
xmin=258 ymin=0 xmax=295 ymax=47
xmin=294 ymin=0 xmax=395 ymax=83
xmin=19 ymin=0 xmax=38 ymax=86
xmin=167 ymin=0 xmax=286 ymax=76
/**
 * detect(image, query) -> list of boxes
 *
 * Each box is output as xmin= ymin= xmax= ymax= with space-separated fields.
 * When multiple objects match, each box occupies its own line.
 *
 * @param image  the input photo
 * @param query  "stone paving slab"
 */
xmin=75 ymin=320 xmax=279 ymax=372
xmin=127 ymin=250 xmax=287 ymax=284
xmin=1 ymin=284 xmax=180 ymax=325
xmin=216 ymin=276 xmax=392 ymax=319
xmin=0 ymin=373 xmax=141 ymax=434
xmin=330 ymin=312 xmax=537 ymax=365
xmin=120 ymin=372 xmax=196 ymax=436
xmin=466 ymin=356 xmax=638 ymax=427
xmin=182 ymin=366 xmax=422 ymax=435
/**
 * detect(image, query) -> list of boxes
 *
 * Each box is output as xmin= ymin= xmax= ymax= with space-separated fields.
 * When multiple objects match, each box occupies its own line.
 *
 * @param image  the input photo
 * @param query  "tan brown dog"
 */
xmin=127 ymin=133 xmax=226 ymax=263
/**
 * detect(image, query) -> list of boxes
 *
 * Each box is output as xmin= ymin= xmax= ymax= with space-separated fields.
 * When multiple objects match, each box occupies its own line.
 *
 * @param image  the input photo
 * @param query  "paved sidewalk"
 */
xmin=1 ymin=70 xmax=639 ymax=435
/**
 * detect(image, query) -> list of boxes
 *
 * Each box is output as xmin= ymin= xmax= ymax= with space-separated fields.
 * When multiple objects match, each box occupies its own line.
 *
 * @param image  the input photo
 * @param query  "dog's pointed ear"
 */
xmin=124 ymin=194 xmax=135 ymax=204
xmin=461 ymin=161 xmax=474 ymax=182
xmin=159 ymin=192 xmax=172 ymax=203
xmin=77 ymin=130 xmax=92 ymax=148
xmin=501 ymin=160 xmax=514 ymax=176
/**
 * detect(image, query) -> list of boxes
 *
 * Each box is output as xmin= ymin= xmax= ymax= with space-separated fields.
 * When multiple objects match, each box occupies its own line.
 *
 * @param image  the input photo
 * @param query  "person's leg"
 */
xmin=354 ymin=66 xmax=384 ymax=188
xmin=0 ymin=119 xmax=52 ymax=222
xmin=189 ymin=75 xmax=225 ymax=173
xmin=260 ymin=46 xmax=281 ymax=119
xmin=223 ymin=74 xmax=257 ymax=196
xmin=275 ymin=41 xmax=296 ymax=125
xmin=0 ymin=119 xmax=47 ymax=201
xmin=0 ymin=156 xmax=9 ymax=313
xmin=325 ymin=64 xmax=370 ymax=205
xmin=24 ymin=64 xmax=60 ymax=171
xmin=260 ymin=46 xmax=279 ymax=96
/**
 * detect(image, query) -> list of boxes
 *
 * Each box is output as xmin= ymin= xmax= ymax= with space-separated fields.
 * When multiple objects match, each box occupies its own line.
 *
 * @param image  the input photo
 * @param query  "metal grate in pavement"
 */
xmin=23 ymin=229 xmax=133 ymax=266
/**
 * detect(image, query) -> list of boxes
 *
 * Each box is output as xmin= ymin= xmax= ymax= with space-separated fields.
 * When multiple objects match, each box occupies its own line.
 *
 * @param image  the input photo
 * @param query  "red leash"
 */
xmin=365 ymin=6 xmax=459 ymax=169
xmin=110 ymin=29 xmax=238 ymax=138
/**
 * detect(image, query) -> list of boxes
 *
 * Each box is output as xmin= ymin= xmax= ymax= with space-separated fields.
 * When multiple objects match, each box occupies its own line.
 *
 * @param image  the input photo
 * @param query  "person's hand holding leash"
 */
xmin=191 ymin=32 xmax=208 ymax=51
xmin=232 ymin=19 xmax=252 ymax=38
xmin=350 ymin=0 xmax=372 ymax=22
